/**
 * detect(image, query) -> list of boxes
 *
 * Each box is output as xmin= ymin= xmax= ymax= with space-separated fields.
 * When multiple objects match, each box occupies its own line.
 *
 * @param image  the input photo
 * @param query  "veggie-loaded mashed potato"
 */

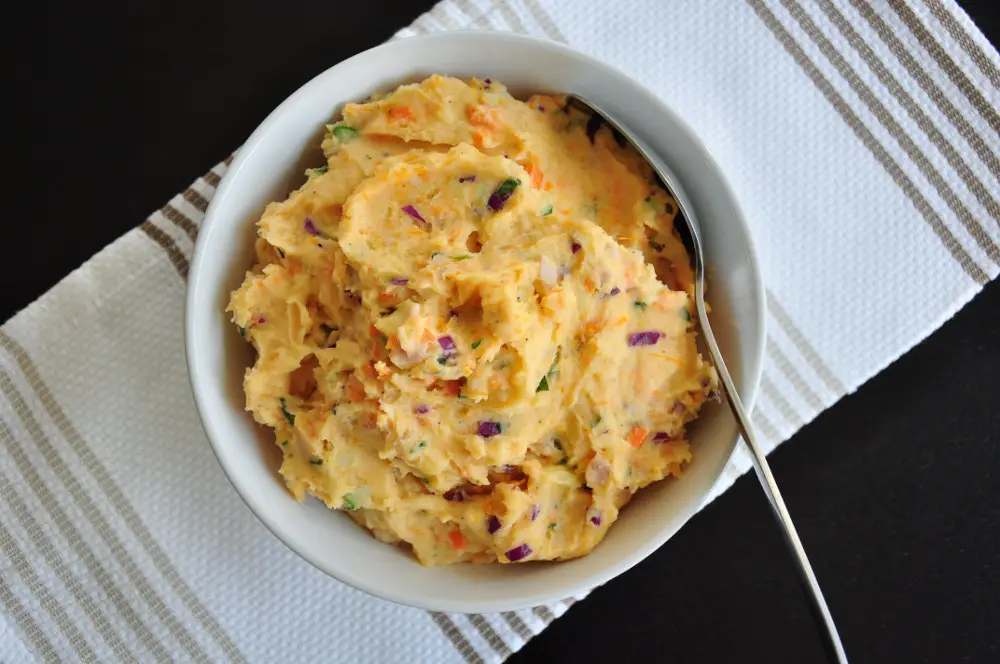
xmin=229 ymin=76 xmax=718 ymax=565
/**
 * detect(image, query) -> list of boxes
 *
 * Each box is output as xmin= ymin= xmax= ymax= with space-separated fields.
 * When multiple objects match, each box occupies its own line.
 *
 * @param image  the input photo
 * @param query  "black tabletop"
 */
xmin=16 ymin=2 xmax=999 ymax=662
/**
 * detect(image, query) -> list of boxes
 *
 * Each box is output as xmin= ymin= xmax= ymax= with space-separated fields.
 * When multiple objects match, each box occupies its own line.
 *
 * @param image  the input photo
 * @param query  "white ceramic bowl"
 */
xmin=186 ymin=31 xmax=765 ymax=614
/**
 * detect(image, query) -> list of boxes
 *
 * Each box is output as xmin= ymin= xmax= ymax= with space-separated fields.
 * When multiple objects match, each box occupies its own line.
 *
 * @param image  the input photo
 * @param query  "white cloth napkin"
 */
xmin=2 ymin=1 xmax=998 ymax=662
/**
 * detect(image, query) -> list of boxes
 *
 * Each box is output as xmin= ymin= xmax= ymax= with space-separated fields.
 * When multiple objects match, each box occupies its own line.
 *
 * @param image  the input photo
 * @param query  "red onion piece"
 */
xmin=487 ymin=515 xmax=502 ymax=534
xmin=487 ymin=178 xmax=520 ymax=212
xmin=530 ymin=504 xmax=540 ymax=521
xmin=627 ymin=331 xmax=662 ymax=347
xmin=390 ymin=278 xmax=409 ymax=286
xmin=609 ymin=287 xmax=621 ymax=296
xmin=402 ymin=205 xmax=426 ymax=223
xmin=653 ymin=432 xmax=673 ymax=443
xmin=505 ymin=543 xmax=532 ymax=562
xmin=438 ymin=336 xmax=457 ymax=357
xmin=477 ymin=420 xmax=502 ymax=438
xmin=304 ymin=218 xmax=320 ymax=236
xmin=571 ymin=242 xmax=581 ymax=254
xmin=414 ymin=404 xmax=430 ymax=415
xmin=444 ymin=488 xmax=466 ymax=502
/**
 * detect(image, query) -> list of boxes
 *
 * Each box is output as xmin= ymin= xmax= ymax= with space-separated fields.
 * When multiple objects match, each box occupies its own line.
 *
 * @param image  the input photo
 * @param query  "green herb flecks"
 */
xmin=332 ymin=125 xmax=360 ymax=141
xmin=541 ymin=204 xmax=553 ymax=216
xmin=633 ymin=301 xmax=648 ymax=311
xmin=548 ymin=523 xmax=558 ymax=531
xmin=238 ymin=326 xmax=247 ymax=338
xmin=471 ymin=338 xmax=484 ymax=350
xmin=536 ymin=375 xmax=549 ymax=393
xmin=311 ymin=165 xmax=328 ymax=176
xmin=494 ymin=177 xmax=520 ymax=199
xmin=413 ymin=441 xmax=427 ymax=454
xmin=342 ymin=494 xmax=358 ymax=510
xmin=309 ymin=457 xmax=323 ymax=466
xmin=280 ymin=398 xmax=295 ymax=426
xmin=437 ymin=356 xmax=447 ymax=365
xmin=681 ymin=308 xmax=692 ymax=322
xmin=280 ymin=440 xmax=288 ymax=447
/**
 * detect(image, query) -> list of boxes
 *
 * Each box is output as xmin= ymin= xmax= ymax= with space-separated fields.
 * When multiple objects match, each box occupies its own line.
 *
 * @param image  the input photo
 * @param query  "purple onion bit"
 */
xmin=608 ymin=287 xmax=621 ymax=296
xmin=444 ymin=488 xmax=467 ymax=502
xmin=487 ymin=178 xmax=520 ymax=212
xmin=438 ymin=335 xmax=457 ymax=357
xmin=672 ymin=400 xmax=686 ymax=414
xmin=505 ymin=543 xmax=532 ymax=562
xmin=257 ymin=317 xmax=267 ymax=324
xmin=402 ymin=204 xmax=426 ymax=224
xmin=571 ymin=241 xmax=581 ymax=254
xmin=588 ymin=509 xmax=602 ymax=527
xmin=530 ymin=504 xmax=540 ymax=521
xmin=390 ymin=277 xmax=409 ymax=286
xmin=414 ymin=404 xmax=430 ymax=415
xmin=653 ymin=431 xmax=673 ymax=443
xmin=486 ymin=515 xmax=502 ymax=534
xmin=458 ymin=175 xmax=476 ymax=183
xmin=303 ymin=217 xmax=321 ymax=236
xmin=627 ymin=331 xmax=662 ymax=347
xmin=477 ymin=420 xmax=502 ymax=438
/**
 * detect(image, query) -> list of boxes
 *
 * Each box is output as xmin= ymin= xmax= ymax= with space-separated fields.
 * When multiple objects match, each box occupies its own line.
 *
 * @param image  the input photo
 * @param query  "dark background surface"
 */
xmin=14 ymin=2 xmax=999 ymax=662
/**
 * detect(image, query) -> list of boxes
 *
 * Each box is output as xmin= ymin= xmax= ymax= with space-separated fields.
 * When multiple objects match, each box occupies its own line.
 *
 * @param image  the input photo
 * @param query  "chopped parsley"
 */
xmin=681 ymin=308 xmax=692 ymax=322
xmin=494 ymin=177 xmax=520 ymax=200
xmin=414 ymin=441 xmax=427 ymax=453
xmin=548 ymin=523 xmax=558 ymax=531
xmin=471 ymin=338 xmax=484 ymax=350
xmin=238 ymin=326 xmax=247 ymax=338
xmin=280 ymin=440 xmax=288 ymax=447
xmin=342 ymin=494 xmax=358 ymax=510
xmin=541 ymin=204 xmax=554 ymax=216
xmin=437 ymin=356 xmax=447 ymax=365
xmin=309 ymin=457 xmax=323 ymax=466
xmin=332 ymin=125 xmax=360 ymax=141
xmin=633 ymin=301 xmax=648 ymax=311
xmin=312 ymin=165 xmax=328 ymax=176
xmin=280 ymin=398 xmax=295 ymax=425
xmin=536 ymin=375 xmax=550 ymax=392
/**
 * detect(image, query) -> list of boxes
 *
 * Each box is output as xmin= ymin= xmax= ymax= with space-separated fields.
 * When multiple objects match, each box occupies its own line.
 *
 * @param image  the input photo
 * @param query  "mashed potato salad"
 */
xmin=229 ymin=76 xmax=717 ymax=565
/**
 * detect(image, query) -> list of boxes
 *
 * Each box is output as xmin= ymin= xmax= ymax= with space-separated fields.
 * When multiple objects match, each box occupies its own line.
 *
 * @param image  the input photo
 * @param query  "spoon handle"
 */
xmin=697 ymin=305 xmax=849 ymax=663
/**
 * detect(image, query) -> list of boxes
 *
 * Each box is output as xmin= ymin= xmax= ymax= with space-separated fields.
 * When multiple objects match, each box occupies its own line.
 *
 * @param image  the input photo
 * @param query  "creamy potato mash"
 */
xmin=229 ymin=76 xmax=717 ymax=565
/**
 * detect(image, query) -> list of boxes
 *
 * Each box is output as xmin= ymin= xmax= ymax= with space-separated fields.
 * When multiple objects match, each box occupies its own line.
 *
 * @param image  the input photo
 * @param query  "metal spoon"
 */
xmin=567 ymin=95 xmax=848 ymax=664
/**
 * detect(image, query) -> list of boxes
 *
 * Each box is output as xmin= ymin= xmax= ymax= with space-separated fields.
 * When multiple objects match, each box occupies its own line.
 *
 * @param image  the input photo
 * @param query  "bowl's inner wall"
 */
xmin=189 ymin=33 xmax=763 ymax=611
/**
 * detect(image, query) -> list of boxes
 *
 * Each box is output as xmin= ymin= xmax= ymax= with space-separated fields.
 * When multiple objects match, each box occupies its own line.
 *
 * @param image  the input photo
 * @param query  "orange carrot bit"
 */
xmin=387 ymin=105 xmax=414 ymax=121
xmin=346 ymin=375 xmax=366 ymax=402
xmin=627 ymin=426 xmax=648 ymax=448
xmin=377 ymin=291 xmax=395 ymax=304
xmin=467 ymin=105 xmax=501 ymax=129
xmin=437 ymin=380 xmax=462 ymax=397
xmin=448 ymin=529 xmax=467 ymax=550
xmin=530 ymin=165 xmax=544 ymax=189
xmin=361 ymin=363 xmax=378 ymax=381
xmin=369 ymin=323 xmax=381 ymax=338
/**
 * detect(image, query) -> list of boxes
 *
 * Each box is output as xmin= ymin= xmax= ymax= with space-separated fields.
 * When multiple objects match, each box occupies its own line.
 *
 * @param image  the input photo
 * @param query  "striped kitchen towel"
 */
xmin=2 ymin=0 xmax=998 ymax=662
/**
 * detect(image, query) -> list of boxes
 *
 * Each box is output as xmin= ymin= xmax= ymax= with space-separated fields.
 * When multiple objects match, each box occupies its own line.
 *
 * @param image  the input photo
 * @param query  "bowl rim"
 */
xmin=186 ymin=29 xmax=766 ymax=613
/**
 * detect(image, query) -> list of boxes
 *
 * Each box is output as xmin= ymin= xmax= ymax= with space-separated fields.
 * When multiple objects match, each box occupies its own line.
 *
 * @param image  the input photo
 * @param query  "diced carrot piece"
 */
xmin=531 ymin=166 xmax=544 ymax=188
xmin=627 ymin=426 xmax=647 ymax=448
xmin=387 ymin=105 xmax=414 ymax=120
xmin=346 ymin=375 xmax=366 ymax=402
xmin=448 ymin=529 xmax=467 ymax=550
